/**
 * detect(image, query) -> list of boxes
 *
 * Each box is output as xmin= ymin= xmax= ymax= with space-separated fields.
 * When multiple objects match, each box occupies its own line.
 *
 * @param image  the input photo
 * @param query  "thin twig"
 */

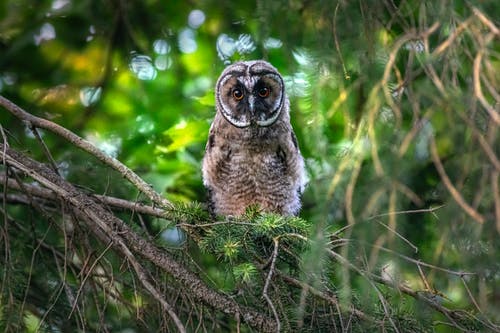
xmin=345 ymin=154 xmax=363 ymax=226
xmin=28 ymin=125 xmax=60 ymax=175
xmin=329 ymin=247 xmax=401 ymax=332
xmin=262 ymin=238 xmax=281 ymax=333
xmin=69 ymin=241 xmax=114 ymax=319
xmin=433 ymin=18 xmax=472 ymax=56
xmin=429 ymin=136 xmax=485 ymax=224
xmin=394 ymin=180 xmax=425 ymax=207
xmin=357 ymin=239 xmax=474 ymax=277
xmin=333 ymin=2 xmax=350 ymax=80
xmin=456 ymin=112 xmax=500 ymax=171
xmin=472 ymin=51 xmax=500 ymax=125
xmin=460 ymin=276 xmax=482 ymax=314
xmin=367 ymin=204 xmax=445 ymax=220
xmin=416 ymin=262 xmax=432 ymax=291
xmin=374 ymin=219 xmax=419 ymax=253
xmin=493 ymin=170 xmax=500 ymax=234
xmin=179 ymin=221 xmax=258 ymax=228
xmin=398 ymin=110 xmax=434 ymax=157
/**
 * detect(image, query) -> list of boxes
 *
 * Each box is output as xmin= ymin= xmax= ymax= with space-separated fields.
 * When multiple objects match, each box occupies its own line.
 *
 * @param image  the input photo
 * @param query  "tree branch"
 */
xmin=0 ymin=172 xmax=167 ymax=219
xmin=0 ymin=95 xmax=173 ymax=209
xmin=0 ymin=143 xmax=278 ymax=333
xmin=429 ymin=136 xmax=485 ymax=224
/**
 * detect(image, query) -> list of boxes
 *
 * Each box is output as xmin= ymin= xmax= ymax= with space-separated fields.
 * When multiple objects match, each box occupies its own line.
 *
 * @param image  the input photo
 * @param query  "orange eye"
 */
xmin=258 ymin=87 xmax=270 ymax=98
xmin=232 ymin=88 xmax=244 ymax=100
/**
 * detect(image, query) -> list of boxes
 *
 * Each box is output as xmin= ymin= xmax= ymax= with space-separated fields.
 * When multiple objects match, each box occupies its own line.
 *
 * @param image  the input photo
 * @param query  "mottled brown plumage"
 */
xmin=202 ymin=60 xmax=306 ymax=216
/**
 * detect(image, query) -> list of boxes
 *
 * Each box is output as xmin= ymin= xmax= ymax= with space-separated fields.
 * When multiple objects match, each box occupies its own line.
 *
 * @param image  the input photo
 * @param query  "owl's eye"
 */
xmin=232 ymin=88 xmax=244 ymax=101
xmin=258 ymin=87 xmax=270 ymax=98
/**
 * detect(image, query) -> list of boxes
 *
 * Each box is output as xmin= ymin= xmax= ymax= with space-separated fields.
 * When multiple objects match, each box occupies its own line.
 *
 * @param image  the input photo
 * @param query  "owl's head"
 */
xmin=215 ymin=60 xmax=286 ymax=128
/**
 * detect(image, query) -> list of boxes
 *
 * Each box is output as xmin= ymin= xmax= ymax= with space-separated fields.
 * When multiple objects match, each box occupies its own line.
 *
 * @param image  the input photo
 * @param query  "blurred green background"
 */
xmin=1 ymin=0 xmax=499 ymax=332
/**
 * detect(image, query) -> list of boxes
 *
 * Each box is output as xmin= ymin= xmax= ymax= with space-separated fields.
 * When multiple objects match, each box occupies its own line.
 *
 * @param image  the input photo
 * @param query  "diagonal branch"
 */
xmin=0 ymin=143 xmax=278 ymax=333
xmin=429 ymin=136 xmax=485 ymax=224
xmin=0 ymin=173 xmax=167 ymax=219
xmin=0 ymin=95 xmax=172 ymax=209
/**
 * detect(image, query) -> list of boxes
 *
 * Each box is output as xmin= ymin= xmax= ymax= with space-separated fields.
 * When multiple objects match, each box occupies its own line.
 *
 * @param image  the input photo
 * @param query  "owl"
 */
xmin=202 ymin=60 xmax=306 ymax=216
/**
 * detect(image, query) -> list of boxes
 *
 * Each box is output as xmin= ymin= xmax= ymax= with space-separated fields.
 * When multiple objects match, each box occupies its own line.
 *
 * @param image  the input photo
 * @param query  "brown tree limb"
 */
xmin=0 ymin=143 xmax=278 ymax=332
xmin=0 ymin=173 xmax=167 ymax=219
xmin=0 ymin=95 xmax=173 ymax=209
xmin=1 ymin=145 xmax=186 ymax=333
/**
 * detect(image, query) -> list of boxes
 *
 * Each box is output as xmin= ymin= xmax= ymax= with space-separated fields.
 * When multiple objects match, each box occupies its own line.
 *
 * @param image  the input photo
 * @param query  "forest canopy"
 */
xmin=1 ymin=0 xmax=499 ymax=332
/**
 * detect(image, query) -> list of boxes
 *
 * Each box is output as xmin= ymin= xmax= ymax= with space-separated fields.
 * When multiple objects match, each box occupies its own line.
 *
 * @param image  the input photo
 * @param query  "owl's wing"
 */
xmin=205 ymin=127 xmax=215 ymax=152
xmin=290 ymin=131 xmax=299 ymax=150
xmin=290 ymin=130 xmax=308 ymax=194
xmin=205 ymin=187 xmax=216 ymax=216
xmin=202 ymin=127 xmax=222 ymax=216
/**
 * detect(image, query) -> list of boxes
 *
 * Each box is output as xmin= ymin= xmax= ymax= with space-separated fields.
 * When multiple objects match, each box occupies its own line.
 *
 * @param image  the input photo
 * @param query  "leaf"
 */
xmin=157 ymin=119 xmax=209 ymax=153
xmin=192 ymin=89 xmax=215 ymax=106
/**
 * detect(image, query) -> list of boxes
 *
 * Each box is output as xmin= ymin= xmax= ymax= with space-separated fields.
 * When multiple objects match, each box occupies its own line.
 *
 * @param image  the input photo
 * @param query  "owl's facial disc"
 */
xmin=253 ymin=73 xmax=283 ymax=126
xmin=217 ymin=75 xmax=252 ymax=127
xmin=217 ymin=63 xmax=285 ymax=128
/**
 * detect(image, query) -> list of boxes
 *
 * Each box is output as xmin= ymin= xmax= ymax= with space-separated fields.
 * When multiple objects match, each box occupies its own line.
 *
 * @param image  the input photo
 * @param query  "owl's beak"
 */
xmin=247 ymin=95 xmax=255 ymax=115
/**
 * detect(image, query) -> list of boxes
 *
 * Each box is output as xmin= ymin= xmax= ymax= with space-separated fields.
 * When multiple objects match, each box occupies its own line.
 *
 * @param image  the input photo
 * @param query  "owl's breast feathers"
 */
xmin=202 ymin=115 xmax=305 ymax=216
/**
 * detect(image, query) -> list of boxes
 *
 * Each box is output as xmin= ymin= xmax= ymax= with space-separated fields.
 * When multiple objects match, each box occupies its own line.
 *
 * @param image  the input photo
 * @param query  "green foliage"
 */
xmin=198 ymin=209 xmax=309 ymax=265
xmin=233 ymin=263 xmax=258 ymax=284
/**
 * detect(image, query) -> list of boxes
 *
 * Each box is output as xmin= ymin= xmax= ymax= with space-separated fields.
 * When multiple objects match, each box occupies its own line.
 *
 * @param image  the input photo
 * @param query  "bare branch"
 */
xmin=429 ymin=136 xmax=485 ymax=224
xmin=0 ymin=95 xmax=173 ymax=209
xmin=493 ymin=170 xmax=500 ymax=234
xmin=472 ymin=52 xmax=500 ymax=125
xmin=433 ymin=18 xmax=472 ymax=56
xmin=262 ymin=238 xmax=281 ymax=332
xmin=470 ymin=5 xmax=500 ymax=36
xmin=367 ymin=204 xmax=445 ymax=220
xmin=333 ymin=2 xmax=350 ymax=80
xmin=0 ymin=173 xmax=168 ymax=219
